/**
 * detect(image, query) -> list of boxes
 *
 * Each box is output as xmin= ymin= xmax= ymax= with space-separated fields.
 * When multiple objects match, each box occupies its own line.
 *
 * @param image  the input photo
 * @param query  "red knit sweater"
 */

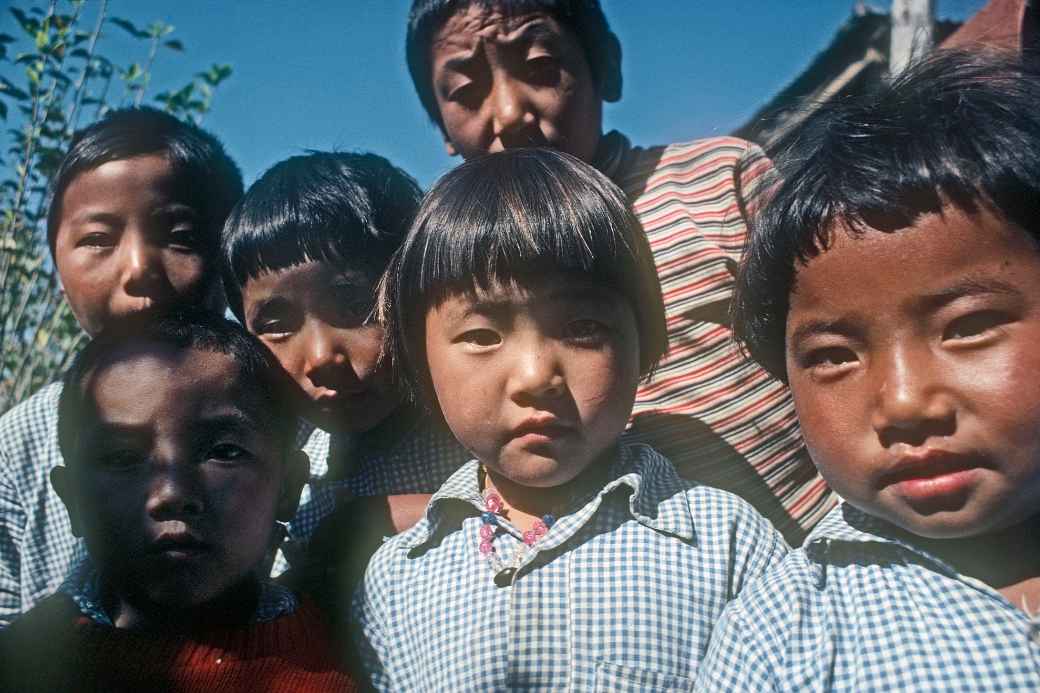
xmin=0 ymin=594 xmax=358 ymax=692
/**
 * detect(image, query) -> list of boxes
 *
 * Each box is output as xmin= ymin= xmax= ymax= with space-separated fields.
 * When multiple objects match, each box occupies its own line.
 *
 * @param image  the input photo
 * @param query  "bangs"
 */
xmin=383 ymin=148 xmax=667 ymax=409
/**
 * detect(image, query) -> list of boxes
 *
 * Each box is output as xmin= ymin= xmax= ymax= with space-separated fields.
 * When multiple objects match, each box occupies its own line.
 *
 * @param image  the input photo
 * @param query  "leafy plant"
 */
xmin=0 ymin=0 xmax=232 ymax=413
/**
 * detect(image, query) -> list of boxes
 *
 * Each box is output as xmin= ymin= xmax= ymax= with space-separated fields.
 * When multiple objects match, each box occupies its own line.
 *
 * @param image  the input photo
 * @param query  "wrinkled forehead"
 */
xmin=431 ymin=5 xmax=570 ymax=53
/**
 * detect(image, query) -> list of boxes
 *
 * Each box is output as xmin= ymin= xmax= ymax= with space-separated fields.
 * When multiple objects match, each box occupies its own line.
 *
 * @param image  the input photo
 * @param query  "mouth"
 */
xmin=511 ymin=416 xmax=574 ymax=443
xmin=149 ymin=532 xmax=210 ymax=558
xmin=880 ymin=450 xmax=986 ymax=502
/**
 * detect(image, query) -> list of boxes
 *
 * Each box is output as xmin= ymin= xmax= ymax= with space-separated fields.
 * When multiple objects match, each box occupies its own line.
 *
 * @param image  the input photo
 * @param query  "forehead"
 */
xmin=86 ymin=344 xmax=258 ymax=425
xmin=242 ymin=259 xmax=375 ymax=304
xmin=62 ymin=154 xmax=177 ymax=206
xmin=788 ymin=205 xmax=1040 ymax=317
xmin=431 ymin=5 xmax=574 ymax=54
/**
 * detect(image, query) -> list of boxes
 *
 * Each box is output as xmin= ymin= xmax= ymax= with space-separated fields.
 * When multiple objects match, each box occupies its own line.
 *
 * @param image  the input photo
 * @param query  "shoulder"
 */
xmin=628 ymin=136 xmax=768 ymax=179
xmin=0 ymin=382 xmax=63 ymax=447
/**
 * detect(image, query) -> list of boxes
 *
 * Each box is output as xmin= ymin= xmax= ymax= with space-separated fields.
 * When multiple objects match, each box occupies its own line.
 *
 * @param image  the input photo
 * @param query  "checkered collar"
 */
xmin=58 ymin=558 xmax=298 ymax=626
xmin=805 ymin=503 xmax=968 ymax=582
xmin=402 ymin=442 xmax=696 ymax=552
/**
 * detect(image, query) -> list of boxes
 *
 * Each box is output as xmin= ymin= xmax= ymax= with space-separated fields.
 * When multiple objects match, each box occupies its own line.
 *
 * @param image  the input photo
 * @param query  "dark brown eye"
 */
xmin=943 ymin=310 xmax=1009 ymax=341
xmin=459 ymin=329 xmax=500 ymax=347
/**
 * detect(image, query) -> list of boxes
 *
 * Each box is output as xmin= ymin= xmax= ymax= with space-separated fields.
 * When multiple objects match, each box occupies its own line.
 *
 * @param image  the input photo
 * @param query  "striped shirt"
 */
xmin=696 ymin=503 xmax=1040 ymax=691
xmin=353 ymin=443 xmax=788 ymax=691
xmin=595 ymin=131 xmax=837 ymax=542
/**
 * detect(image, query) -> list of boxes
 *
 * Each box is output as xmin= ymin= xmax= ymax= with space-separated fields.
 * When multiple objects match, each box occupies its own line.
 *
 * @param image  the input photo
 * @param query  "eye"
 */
xmin=76 ymin=231 xmax=116 ymax=249
xmin=457 ymin=328 xmax=501 ymax=348
xmin=447 ymin=81 xmax=482 ymax=110
xmin=167 ymin=225 xmax=202 ymax=251
xmin=329 ymin=288 xmax=375 ymax=326
xmin=208 ymin=443 xmax=250 ymax=464
xmin=564 ymin=319 xmax=609 ymax=344
xmin=943 ymin=310 xmax=1010 ymax=342
xmin=526 ymin=56 xmax=560 ymax=86
xmin=94 ymin=449 xmax=144 ymax=469
xmin=802 ymin=346 xmax=858 ymax=375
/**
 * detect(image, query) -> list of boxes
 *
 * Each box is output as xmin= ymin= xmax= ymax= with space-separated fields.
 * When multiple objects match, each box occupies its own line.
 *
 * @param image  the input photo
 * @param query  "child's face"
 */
xmin=429 ymin=4 xmax=602 ymax=162
xmin=54 ymin=344 xmax=300 ymax=613
xmin=785 ymin=205 xmax=1040 ymax=539
xmin=241 ymin=260 xmax=398 ymax=434
xmin=53 ymin=154 xmax=223 ymax=337
xmin=425 ymin=274 xmax=640 ymax=487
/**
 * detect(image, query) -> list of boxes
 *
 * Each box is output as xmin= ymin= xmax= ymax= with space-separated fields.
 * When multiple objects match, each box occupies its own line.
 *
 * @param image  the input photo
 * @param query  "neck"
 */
xmin=482 ymin=449 xmax=614 ymax=532
xmin=909 ymin=514 xmax=1040 ymax=611
xmin=108 ymin=576 xmax=261 ymax=634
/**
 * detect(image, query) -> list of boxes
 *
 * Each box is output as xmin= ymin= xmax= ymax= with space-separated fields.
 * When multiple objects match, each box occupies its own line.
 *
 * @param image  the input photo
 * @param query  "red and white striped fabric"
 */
xmin=599 ymin=131 xmax=837 ymax=543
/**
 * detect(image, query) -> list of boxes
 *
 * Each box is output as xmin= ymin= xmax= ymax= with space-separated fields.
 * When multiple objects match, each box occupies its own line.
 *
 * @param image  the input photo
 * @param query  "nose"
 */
xmin=145 ymin=463 xmax=204 ymax=520
xmin=120 ymin=231 xmax=165 ymax=297
xmin=490 ymin=75 xmax=535 ymax=143
xmin=507 ymin=338 xmax=566 ymax=405
xmin=870 ymin=344 xmax=955 ymax=446
xmin=302 ymin=321 xmax=348 ymax=382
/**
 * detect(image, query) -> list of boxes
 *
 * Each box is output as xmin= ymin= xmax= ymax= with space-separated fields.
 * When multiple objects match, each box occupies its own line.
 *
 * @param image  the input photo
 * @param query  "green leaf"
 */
xmin=0 ymin=101 xmax=6 ymax=121
xmin=0 ymin=77 xmax=29 ymax=101
xmin=9 ymin=8 xmax=40 ymax=37
xmin=197 ymin=63 xmax=232 ymax=87
xmin=0 ymin=33 xmax=15 ymax=44
xmin=109 ymin=17 xmax=148 ymax=40
xmin=164 ymin=39 xmax=184 ymax=52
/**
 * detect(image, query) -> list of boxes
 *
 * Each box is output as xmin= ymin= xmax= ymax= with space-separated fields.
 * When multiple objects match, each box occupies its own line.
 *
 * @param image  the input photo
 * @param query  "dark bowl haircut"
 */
xmin=733 ymin=48 xmax=1040 ymax=382
xmin=406 ymin=0 xmax=621 ymax=128
xmin=382 ymin=147 xmax=667 ymax=411
xmin=46 ymin=106 xmax=243 ymax=256
xmin=57 ymin=309 xmax=299 ymax=471
xmin=220 ymin=151 xmax=422 ymax=320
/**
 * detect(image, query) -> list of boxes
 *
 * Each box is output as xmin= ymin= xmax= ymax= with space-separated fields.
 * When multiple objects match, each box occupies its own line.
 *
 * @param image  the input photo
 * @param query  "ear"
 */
xmin=276 ymin=449 xmax=309 ymax=523
xmin=50 ymin=466 xmax=83 ymax=538
xmin=599 ymin=32 xmax=623 ymax=103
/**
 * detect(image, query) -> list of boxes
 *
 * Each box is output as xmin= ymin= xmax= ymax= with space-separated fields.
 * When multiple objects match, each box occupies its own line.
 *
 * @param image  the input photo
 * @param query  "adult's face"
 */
xmin=429 ymin=5 xmax=604 ymax=163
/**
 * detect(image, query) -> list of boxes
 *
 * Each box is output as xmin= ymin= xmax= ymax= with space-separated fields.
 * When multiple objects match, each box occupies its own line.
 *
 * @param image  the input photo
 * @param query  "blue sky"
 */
xmin=10 ymin=1 xmax=990 ymax=187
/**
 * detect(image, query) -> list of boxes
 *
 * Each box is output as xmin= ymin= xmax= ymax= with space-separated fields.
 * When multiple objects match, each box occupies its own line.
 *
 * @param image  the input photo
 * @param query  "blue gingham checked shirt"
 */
xmin=696 ymin=503 xmax=1040 ymax=691
xmin=0 ymin=383 xmax=466 ymax=625
xmin=352 ymin=442 xmax=788 ymax=691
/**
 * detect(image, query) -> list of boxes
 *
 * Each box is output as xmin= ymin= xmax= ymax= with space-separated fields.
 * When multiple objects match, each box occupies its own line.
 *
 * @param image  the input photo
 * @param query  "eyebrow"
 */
xmin=788 ymin=317 xmax=862 ymax=348
xmin=438 ymin=19 xmax=560 ymax=72
xmin=915 ymin=277 xmax=1021 ymax=312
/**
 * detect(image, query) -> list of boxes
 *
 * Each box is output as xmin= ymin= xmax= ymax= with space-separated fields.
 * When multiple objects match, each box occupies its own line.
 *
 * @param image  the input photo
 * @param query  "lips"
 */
xmin=511 ymin=415 xmax=574 ymax=440
xmin=879 ymin=450 xmax=986 ymax=504
xmin=149 ymin=531 xmax=210 ymax=557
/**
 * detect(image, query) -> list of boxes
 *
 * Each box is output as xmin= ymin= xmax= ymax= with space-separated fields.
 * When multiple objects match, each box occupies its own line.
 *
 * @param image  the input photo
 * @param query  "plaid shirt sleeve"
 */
xmin=0 ymin=456 xmax=25 ymax=623
xmin=352 ymin=549 xmax=395 ymax=692
xmin=696 ymin=598 xmax=777 ymax=690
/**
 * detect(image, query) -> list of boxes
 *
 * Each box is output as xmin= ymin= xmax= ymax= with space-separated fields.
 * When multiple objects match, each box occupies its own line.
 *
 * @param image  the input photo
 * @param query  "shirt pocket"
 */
xmin=592 ymin=661 xmax=696 ymax=693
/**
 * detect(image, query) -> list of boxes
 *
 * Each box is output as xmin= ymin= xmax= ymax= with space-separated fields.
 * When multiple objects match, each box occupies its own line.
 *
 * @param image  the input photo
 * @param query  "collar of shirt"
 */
xmin=401 ymin=442 xmax=696 ymax=554
xmin=57 ymin=558 xmax=299 ymax=626
xmin=803 ymin=503 xmax=1025 ymax=603
xmin=591 ymin=129 xmax=632 ymax=181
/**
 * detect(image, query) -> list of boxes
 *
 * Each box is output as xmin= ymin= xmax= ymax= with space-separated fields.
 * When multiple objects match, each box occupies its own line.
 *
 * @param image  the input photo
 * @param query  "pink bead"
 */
xmin=532 ymin=520 xmax=548 ymax=537
xmin=480 ymin=524 xmax=495 ymax=540
xmin=479 ymin=540 xmax=495 ymax=555
xmin=523 ymin=530 xmax=538 ymax=546
xmin=485 ymin=493 xmax=503 ymax=513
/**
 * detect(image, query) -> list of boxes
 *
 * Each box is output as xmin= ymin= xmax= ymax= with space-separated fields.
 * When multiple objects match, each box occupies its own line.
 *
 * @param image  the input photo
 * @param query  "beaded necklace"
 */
xmin=477 ymin=469 xmax=557 ymax=587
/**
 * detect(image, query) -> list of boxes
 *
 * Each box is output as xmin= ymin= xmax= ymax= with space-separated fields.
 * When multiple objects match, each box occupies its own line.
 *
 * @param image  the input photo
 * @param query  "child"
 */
xmin=0 ymin=311 xmax=357 ymax=691
xmin=0 ymin=107 xmax=242 ymax=626
xmin=353 ymin=148 xmax=787 ymax=690
xmin=220 ymin=152 xmax=471 ymax=576
xmin=404 ymin=0 xmax=835 ymax=543
xmin=696 ymin=50 xmax=1040 ymax=690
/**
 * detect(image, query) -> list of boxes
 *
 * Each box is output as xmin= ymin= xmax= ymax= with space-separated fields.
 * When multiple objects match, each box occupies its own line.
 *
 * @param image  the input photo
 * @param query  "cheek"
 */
xmin=162 ymin=252 xmax=214 ymax=296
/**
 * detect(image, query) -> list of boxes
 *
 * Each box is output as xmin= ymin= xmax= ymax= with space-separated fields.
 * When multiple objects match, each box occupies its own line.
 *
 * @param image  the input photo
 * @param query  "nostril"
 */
xmin=877 ymin=416 xmax=956 ymax=449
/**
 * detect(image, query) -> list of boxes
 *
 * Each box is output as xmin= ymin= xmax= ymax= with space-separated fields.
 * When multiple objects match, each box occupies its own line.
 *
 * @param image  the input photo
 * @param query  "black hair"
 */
xmin=220 ymin=151 xmax=422 ymax=320
xmin=734 ymin=48 xmax=1040 ymax=381
xmin=57 ymin=309 xmax=299 ymax=467
xmin=46 ymin=106 xmax=243 ymax=256
xmin=382 ymin=147 xmax=667 ymax=410
xmin=405 ymin=0 xmax=621 ymax=129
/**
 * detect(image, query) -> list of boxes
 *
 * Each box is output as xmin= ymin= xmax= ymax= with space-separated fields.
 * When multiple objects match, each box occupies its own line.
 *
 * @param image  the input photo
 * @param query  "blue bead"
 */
xmin=542 ymin=514 xmax=556 ymax=528
xmin=481 ymin=512 xmax=498 ymax=525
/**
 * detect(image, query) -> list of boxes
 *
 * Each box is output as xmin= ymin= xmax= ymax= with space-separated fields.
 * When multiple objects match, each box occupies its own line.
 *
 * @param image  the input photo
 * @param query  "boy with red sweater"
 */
xmin=0 ymin=311 xmax=357 ymax=692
